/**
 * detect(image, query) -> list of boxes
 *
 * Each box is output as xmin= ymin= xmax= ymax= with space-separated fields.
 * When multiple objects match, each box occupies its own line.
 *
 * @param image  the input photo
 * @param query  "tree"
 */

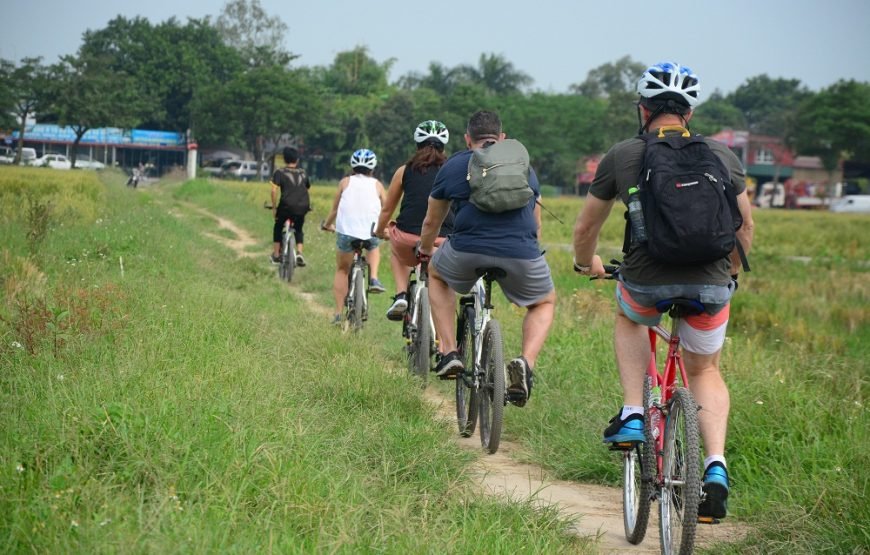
xmin=570 ymin=55 xmax=645 ymax=98
xmin=365 ymin=91 xmax=417 ymax=174
xmin=793 ymin=80 xmax=870 ymax=174
xmin=692 ymin=91 xmax=747 ymax=136
xmin=728 ymin=75 xmax=811 ymax=137
xmin=2 ymin=57 xmax=51 ymax=163
xmin=196 ymin=66 xmax=322 ymax=174
xmin=456 ymin=53 xmax=533 ymax=95
xmin=213 ymin=0 xmax=296 ymax=67
xmin=323 ymin=46 xmax=394 ymax=96
xmin=46 ymin=54 xmax=142 ymax=168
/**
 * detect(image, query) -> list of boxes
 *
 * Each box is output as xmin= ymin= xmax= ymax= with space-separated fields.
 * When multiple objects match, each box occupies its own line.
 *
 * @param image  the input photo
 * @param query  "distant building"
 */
xmin=9 ymin=123 xmax=189 ymax=175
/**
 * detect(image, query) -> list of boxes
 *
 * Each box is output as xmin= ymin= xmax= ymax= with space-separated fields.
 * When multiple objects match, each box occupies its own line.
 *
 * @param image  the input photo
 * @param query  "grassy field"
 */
xmin=1 ymin=167 xmax=867 ymax=553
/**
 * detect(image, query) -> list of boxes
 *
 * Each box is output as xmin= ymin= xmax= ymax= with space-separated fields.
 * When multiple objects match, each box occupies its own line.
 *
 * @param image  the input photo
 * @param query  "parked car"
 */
xmin=0 ymin=146 xmax=14 ymax=164
xmin=74 ymin=155 xmax=106 ymax=170
xmin=201 ymin=157 xmax=234 ymax=176
xmin=33 ymin=153 xmax=72 ymax=170
xmin=219 ymin=160 xmax=268 ymax=181
xmin=829 ymin=195 xmax=870 ymax=214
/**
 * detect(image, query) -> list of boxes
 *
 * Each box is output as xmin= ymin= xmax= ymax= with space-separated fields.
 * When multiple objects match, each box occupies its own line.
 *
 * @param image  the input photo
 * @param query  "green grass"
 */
xmin=2 ymin=169 xmax=867 ymax=553
xmin=0 ymin=170 xmax=584 ymax=553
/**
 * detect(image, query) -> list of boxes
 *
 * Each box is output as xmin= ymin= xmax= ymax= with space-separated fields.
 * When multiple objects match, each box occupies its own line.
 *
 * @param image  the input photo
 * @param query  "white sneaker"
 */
xmin=386 ymin=294 xmax=408 ymax=321
xmin=296 ymin=254 xmax=306 ymax=267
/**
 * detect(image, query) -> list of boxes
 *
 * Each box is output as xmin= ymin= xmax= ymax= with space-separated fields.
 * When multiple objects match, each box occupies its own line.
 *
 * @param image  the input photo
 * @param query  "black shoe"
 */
xmin=386 ymin=292 xmax=408 ymax=321
xmin=433 ymin=351 xmax=463 ymax=379
xmin=507 ymin=357 xmax=533 ymax=407
xmin=602 ymin=412 xmax=645 ymax=443
xmin=698 ymin=462 xmax=729 ymax=520
xmin=270 ymin=254 xmax=281 ymax=264
xmin=295 ymin=254 xmax=306 ymax=267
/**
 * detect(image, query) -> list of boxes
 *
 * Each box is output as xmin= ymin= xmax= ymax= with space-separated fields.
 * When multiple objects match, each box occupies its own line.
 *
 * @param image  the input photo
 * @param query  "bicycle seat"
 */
xmin=475 ymin=267 xmax=507 ymax=280
xmin=654 ymin=298 xmax=705 ymax=316
xmin=350 ymin=239 xmax=373 ymax=251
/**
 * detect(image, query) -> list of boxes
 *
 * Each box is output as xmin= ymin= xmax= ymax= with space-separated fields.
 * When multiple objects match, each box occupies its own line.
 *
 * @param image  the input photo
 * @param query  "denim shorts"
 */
xmin=336 ymin=232 xmax=380 ymax=253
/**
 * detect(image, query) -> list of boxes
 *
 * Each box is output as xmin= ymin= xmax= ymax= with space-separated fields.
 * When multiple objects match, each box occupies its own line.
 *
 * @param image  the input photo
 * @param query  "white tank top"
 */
xmin=336 ymin=174 xmax=381 ymax=239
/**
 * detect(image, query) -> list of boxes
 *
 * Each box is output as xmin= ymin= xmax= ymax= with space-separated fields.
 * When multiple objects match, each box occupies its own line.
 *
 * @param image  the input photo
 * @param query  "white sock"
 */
xmin=704 ymin=455 xmax=726 ymax=470
xmin=621 ymin=405 xmax=644 ymax=419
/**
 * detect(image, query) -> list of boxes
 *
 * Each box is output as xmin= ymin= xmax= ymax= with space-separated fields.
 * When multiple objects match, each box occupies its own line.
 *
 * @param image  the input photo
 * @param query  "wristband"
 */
xmin=573 ymin=261 xmax=592 ymax=274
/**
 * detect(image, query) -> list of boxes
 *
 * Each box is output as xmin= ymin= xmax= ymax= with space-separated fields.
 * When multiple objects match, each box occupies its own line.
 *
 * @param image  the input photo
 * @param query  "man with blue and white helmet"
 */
xmin=572 ymin=61 xmax=754 ymax=521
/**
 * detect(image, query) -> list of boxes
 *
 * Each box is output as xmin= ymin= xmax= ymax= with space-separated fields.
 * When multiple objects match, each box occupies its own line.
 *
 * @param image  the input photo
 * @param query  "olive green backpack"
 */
xmin=466 ymin=139 xmax=534 ymax=213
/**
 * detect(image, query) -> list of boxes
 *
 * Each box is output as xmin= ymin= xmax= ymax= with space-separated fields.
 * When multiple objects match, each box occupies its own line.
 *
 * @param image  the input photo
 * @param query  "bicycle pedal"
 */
xmin=697 ymin=516 xmax=721 ymax=525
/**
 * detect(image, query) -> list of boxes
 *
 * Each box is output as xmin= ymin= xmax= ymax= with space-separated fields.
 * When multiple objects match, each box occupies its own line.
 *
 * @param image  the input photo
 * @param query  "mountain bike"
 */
xmin=403 ymin=260 xmax=436 ymax=385
xmin=323 ymin=221 xmax=376 ymax=333
xmin=455 ymin=268 xmax=507 ymax=454
xmin=599 ymin=264 xmax=703 ymax=554
xmin=265 ymin=203 xmax=296 ymax=282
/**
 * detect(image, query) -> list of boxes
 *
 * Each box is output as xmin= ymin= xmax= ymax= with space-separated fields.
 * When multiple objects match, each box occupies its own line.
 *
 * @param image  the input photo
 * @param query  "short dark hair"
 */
xmin=352 ymin=166 xmax=373 ymax=176
xmin=466 ymin=110 xmax=502 ymax=141
xmin=639 ymin=96 xmax=691 ymax=116
xmin=283 ymin=147 xmax=299 ymax=164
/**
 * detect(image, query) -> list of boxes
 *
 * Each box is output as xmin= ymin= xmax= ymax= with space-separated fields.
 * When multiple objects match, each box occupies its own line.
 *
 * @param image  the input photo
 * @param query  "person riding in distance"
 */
xmin=270 ymin=146 xmax=311 ymax=266
xmin=322 ymin=149 xmax=388 ymax=324
xmin=572 ymin=61 xmax=754 ymax=520
xmin=417 ymin=110 xmax=556 ymax=408
xmin=375 ymin=120 xmax=454 ymax=321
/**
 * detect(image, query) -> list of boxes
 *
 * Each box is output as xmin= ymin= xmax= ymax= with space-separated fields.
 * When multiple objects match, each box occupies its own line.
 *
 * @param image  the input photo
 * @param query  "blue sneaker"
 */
xmin=698 ymin=462 xmax=729 ymax=520
xmin=603 ymin=412 xmax=645 ymax=443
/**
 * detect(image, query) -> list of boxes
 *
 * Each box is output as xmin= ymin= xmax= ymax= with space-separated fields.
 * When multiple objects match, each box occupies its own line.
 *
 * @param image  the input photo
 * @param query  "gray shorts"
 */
xmin=431 ymin=240 xmax=554 ymax=306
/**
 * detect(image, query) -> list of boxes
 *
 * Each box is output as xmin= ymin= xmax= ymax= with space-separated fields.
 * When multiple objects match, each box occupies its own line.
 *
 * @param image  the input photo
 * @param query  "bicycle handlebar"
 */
xmin=590 ymin=260 xmax=622 ymax=281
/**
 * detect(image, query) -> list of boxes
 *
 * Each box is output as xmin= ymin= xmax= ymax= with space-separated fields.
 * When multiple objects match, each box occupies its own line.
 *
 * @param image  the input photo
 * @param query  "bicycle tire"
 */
xmin=623 ymin=376 xmax=656 ymax=544
xmin=350 ymin=264 xmax=366 ymax=331
xmin=478 ymin=320 xmax=504 ymax=454
xmin=659 ymin=387 xmax=701 ymax=555
xmin=280 ymin=230 xmax=296 ymax=282
xmin=410 ymin=292 xmax=431 ymax=384
xmin=455 ymin=305 xmax=478 ymax=437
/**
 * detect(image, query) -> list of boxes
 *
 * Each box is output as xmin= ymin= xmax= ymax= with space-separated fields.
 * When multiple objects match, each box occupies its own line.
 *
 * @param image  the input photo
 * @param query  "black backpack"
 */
xmin=278 ymin=167 xmax=310 ymax=212
xmin=625 ymin=126 xmax=748 ymax=268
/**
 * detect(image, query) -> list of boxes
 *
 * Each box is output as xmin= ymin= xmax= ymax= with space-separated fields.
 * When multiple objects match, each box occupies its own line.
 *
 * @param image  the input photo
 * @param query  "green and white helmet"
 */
xmin=413 ymin=120 xmax=449 ymax=145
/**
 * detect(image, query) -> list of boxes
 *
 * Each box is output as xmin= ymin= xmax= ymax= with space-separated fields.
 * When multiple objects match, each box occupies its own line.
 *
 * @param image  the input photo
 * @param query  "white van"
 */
xmin=829 ymin=195 xmax=870 ymax=214
xmin=219 ymin=160 xmax=268 ymax=181
xmin=20 ymin=147 xmax=37 ymax=165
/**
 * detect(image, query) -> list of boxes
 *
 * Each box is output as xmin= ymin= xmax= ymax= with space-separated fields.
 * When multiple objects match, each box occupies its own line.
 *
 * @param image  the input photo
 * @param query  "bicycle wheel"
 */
xmin=410 ymin=291 xmax=431 ymax=383
xmin=349 ymin=264 xmax=366 ymax=331
xmin=623 ymin=376 xmax=656 ymax=544
xmin=455 ymin=305 xmax=478 ymax=437
xmin=659 ymin=387 xmax=701 ymax=555
xmin=478 ymin=319 xmax=504 ymax=454
xmin=280 ymin=231 xmax=296 ymax=282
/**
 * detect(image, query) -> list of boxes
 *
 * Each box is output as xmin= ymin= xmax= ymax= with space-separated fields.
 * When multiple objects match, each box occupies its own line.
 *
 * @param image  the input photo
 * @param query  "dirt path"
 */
xmin=187 ymin=203 xmax=746 ymax=554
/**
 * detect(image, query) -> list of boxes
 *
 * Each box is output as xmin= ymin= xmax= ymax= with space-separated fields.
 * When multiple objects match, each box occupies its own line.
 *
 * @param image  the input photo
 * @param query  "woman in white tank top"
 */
xmin=322 ymin=149 xmax=388 ymax=323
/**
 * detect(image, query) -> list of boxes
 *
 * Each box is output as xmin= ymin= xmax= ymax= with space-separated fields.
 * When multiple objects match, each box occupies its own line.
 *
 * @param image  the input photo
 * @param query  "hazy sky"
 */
xmin=3 ymin=0 xmax=869 ymax=97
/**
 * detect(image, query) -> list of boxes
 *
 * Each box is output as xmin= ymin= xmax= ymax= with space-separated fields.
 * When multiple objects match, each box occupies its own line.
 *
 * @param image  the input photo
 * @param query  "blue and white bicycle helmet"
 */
xmin=349 ymin=148 xmax=377 ymax=170
xmin=413 ymin=120 xmax=449 ymax=145
xmin=637 ymin=62 xmax=701 ymax=107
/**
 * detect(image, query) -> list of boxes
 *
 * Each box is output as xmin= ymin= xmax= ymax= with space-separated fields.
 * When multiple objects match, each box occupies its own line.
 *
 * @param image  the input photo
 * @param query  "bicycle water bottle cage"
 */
xmin=654 ymin=298 xmax=705 ymax=316
xmin=350 ymin=239 xmax=373 ymax=251
xmin=474 ymin=267 xmax=507 ymax=280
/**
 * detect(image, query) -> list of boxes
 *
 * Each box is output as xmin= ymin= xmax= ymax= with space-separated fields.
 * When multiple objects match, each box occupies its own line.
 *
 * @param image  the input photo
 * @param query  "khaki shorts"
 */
xmin=431 ymin=240 xmax=554 ymax=307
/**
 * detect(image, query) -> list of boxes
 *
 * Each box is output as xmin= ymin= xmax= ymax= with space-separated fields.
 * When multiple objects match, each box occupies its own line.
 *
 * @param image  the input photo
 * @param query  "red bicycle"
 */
xmin=601 ymin=265 xmax=705 ymax=554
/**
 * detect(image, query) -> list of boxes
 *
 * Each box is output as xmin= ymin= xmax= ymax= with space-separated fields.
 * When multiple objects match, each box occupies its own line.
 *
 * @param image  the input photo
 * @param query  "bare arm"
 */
xmin=572 ymin=194 xmax=615 ymax=275
xmin=418 ymin=197 xmax=451 ymax=254
xmin=270 ymin=182 xmax=279 ymax=217
xmin=534 ymin=201 xmax=543 ymax=243
xmin=730 ymin=191 xmax=754 ymax=275
xmin=376 ymin=166 xmax=405 ymax=237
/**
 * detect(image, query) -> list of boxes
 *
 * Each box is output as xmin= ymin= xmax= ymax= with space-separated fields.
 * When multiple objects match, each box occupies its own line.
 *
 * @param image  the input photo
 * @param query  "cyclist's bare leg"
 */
xmin=296 ymin=242 xmax=303 ymax=254
xmin=520 ymin=289 xmax=556 ymax=368
xmin=332 ymin=251 xmax=354 ymax=314
xmin=390 ymin=251 xmax=412 ymax=294
xmin=367 ymin=246 xmax=381 ymax=280
xmin=614 ymin=310 xmax=651 ymax=408
xmin=683 ymin=349 xmax=729 ymax=457
xmin=273 ymin=241 xmax=281 ymax=258
xmin=427 ymin=263 xmax=457 ymax=354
